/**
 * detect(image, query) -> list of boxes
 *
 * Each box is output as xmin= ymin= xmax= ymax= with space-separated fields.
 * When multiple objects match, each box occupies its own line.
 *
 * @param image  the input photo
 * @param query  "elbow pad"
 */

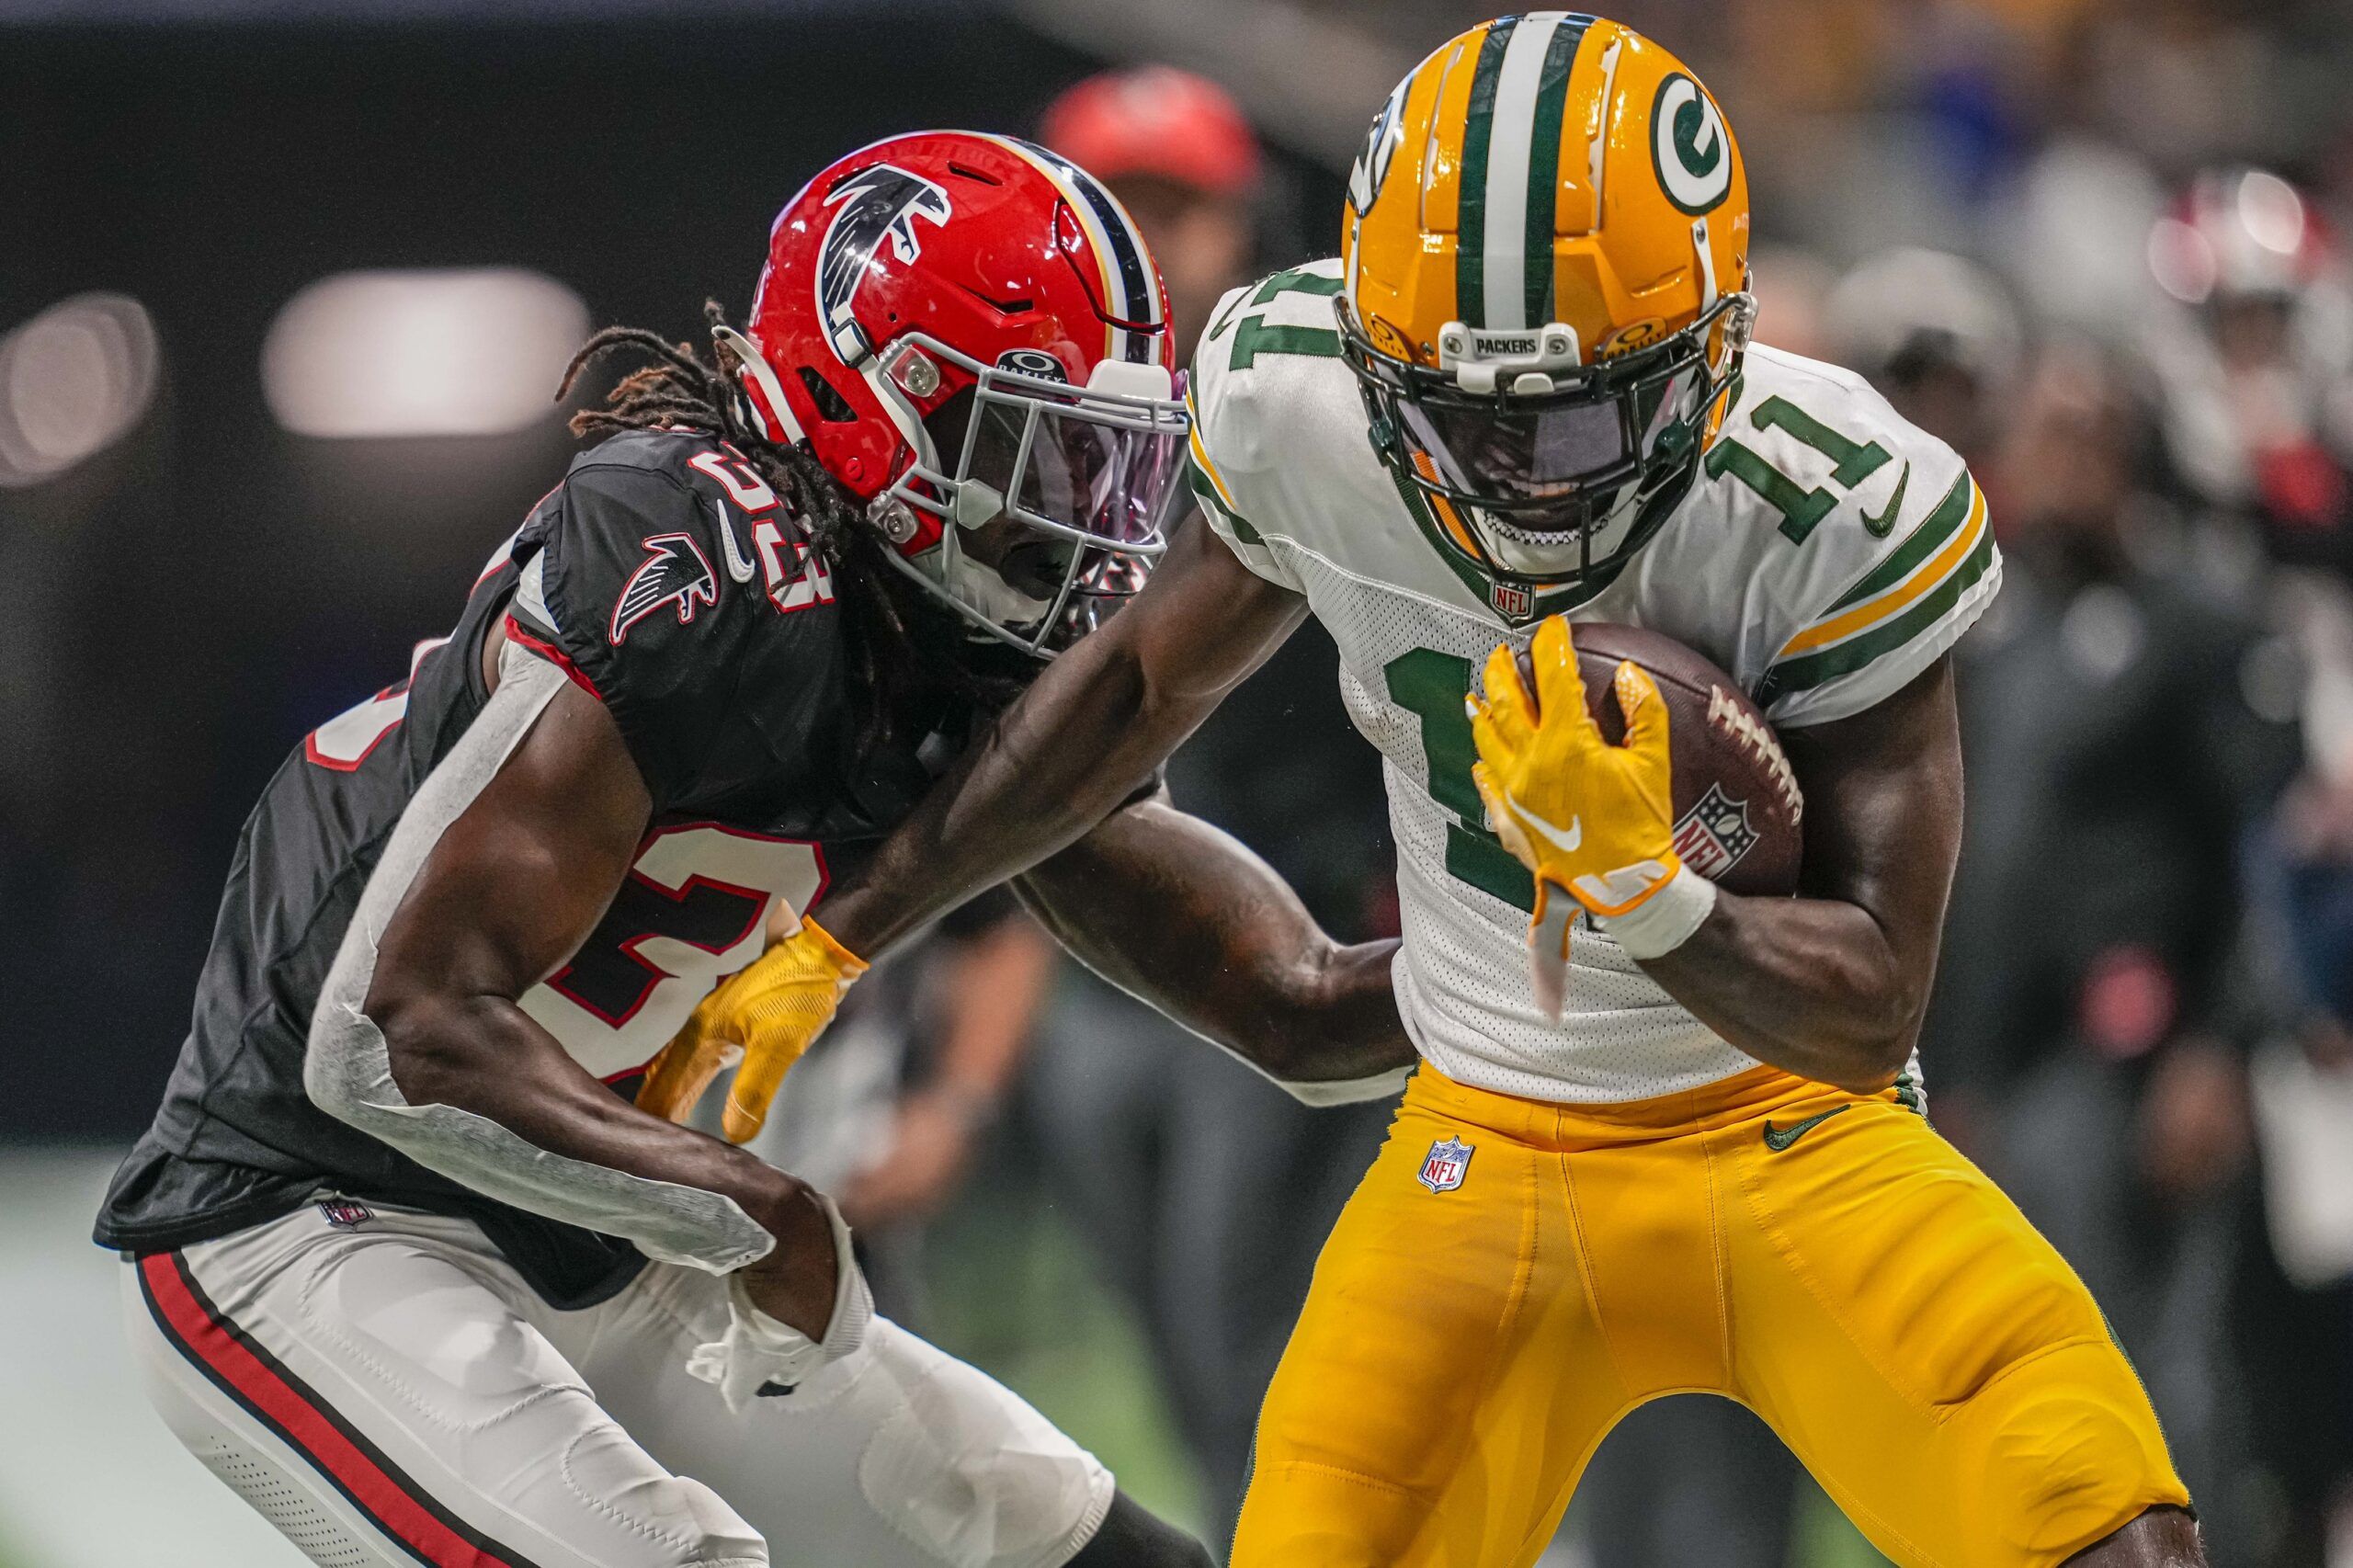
xmin=304 ymin=638 xmax=775 ymax=1275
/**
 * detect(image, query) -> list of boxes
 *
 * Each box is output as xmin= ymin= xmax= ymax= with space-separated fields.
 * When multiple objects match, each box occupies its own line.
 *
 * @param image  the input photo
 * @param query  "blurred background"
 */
xmin=6 ymin=0 xmax=2353 ymax=1563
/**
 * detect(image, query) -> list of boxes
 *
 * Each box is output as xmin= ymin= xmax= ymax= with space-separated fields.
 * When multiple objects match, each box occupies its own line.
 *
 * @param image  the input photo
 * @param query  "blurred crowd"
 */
xmin=777 ymin=2 xmax=2353 ymax=1563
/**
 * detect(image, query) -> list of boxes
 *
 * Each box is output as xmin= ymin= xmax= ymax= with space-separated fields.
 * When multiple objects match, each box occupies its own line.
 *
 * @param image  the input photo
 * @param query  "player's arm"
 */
xmin=824 ymin=518 xmax=1312 ymax=954
xmin=1635 ymin=657 xmax=1960 ymax=1091
xmin=1471 ymin=619 xmax=1959 ymax=1093
xmin=649 ymin=520 xmax=1321 ymax=1142
xmin=306 ymin=637 xmax=842 ymax=1341
xmin=1015 ymin=795 xmax=1411 ymax=1103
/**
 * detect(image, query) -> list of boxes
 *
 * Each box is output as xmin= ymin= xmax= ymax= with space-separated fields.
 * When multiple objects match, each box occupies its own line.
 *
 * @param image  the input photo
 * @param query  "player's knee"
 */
xmin=1969 ymin=1378 xmax=2174 ymax=1561
xmin=553 ymin=1426 xmax=766 ymax=1567
xmin=1066 ymin=1490 xmax=1214 ymax=1568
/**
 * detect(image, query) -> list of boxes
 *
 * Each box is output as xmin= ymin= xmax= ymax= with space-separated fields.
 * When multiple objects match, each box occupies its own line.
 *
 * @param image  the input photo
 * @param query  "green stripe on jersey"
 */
xmin=1521 ymin=18 xmax=1586 ymax=327
xmin=1454 ymin=16 xmax=1518 ymax=327
xmin=1759 ymin=524 xmax=1995 ymax=704
xmin=1826 ymin=472 xmax=1972 ymax=613
xmin=1188 ymin=462 xmax=1262 ymax=545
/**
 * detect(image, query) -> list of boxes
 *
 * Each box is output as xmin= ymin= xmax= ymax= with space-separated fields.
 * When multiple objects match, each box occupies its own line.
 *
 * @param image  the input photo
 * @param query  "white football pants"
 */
xmin=119 ymin=1199 xmax=1112 ymax=1568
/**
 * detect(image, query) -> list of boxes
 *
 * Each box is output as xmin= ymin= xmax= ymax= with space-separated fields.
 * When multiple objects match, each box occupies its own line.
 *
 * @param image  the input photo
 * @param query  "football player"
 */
xmin=684 ymin=24 xmax=2209 ymax=1568
xmin=96 ymin=131 xmax=1409 ymax=1568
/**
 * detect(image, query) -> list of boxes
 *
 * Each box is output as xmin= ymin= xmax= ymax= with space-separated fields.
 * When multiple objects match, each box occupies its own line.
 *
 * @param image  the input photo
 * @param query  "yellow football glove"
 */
xmin=1468 ymin=616 xmax=1710 ymax=1016
xmin=636 ymin=915 xmax=869 ymax=1143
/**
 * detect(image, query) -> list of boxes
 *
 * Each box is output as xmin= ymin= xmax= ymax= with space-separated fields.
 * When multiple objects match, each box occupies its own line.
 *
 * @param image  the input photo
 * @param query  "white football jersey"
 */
xmin=1188 ymin=259 xmax=2000 ymax=1104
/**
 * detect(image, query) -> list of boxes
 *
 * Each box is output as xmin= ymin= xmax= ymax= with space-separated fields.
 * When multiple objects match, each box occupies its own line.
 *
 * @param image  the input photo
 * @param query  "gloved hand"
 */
xmin=637 ymin=915 xmax=869 ymax=1142
xmin=1467 ymin=616 xmax=1708 ymax=1016
xmin=688 ymin=1190 xmax=872 ymax=1412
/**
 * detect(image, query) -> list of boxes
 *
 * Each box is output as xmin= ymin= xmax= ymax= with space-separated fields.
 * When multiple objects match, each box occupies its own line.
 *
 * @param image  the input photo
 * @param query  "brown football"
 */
xmin=1514 ymin=622 xmax=1803 ymax=898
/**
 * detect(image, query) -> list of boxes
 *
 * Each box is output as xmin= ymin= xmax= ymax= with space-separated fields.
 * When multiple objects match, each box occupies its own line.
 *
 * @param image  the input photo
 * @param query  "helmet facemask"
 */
xmin=1342 ymin=291 xmax=1755 ymax=607
xmin=867 ymin=335 xmax=1188 ymax=656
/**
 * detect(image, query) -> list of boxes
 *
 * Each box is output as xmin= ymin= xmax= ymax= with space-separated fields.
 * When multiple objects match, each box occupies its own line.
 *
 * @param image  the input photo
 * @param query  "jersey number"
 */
xmin=1704 ymin=395 xmax=1893 ymax=545
xmin=1211 ymin=268 xmax=1344 ymax=371
xmin=305 ymin=639 xmax=451 ymax=770
xmin=522 ymin=823 xmax=827 ymax=1081
xmin=1383 ymin=648 xmax=1536 ymax=915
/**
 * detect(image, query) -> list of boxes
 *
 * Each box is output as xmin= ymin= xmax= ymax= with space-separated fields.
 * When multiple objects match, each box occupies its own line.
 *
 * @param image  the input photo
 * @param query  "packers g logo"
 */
xmin=1651 ymin=74 xmax=1733 ymax=215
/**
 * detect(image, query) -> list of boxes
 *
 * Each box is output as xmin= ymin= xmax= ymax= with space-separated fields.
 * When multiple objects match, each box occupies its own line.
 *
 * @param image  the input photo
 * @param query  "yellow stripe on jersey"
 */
xmin=1187 ymin=411 xmax=1241 ymax=514
xmin=1776 ymin=478 xmax=1987 ymax=661
xmin=1756 ymin=472 xmax=1996 ymax=707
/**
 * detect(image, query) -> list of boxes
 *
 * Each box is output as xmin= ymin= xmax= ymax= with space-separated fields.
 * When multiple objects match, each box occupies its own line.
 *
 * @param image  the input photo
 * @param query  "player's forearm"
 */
xmin=1636 ymin=892 xmax=1925 ymax=1092
xmin=1015 ymin=801 xmax=1413 ymax=1096
xmin=377 ymin=993 xmax=802 ymax=1221
xmin=345 ymin=988 xmax=834 ymax=1295
xmin=825 ymin=605 xmax=1215 ymax=957
xmin=822 ymin=520 xmax=1309 ymax=960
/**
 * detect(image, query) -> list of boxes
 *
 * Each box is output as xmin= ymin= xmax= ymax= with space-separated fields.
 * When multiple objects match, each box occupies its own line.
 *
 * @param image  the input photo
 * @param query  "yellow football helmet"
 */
xmin=1339 ymin=14 xmax=1755 ymax=620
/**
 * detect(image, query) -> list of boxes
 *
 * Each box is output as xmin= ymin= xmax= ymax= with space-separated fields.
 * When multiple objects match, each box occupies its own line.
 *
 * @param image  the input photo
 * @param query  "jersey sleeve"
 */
xmin=1183 ymin=278 xmax=1306 ymax=592
xmin=506 ymin=455 xmax=746 ymax=810
xmin=1742 ymin=377 xmax=2003 ymax=729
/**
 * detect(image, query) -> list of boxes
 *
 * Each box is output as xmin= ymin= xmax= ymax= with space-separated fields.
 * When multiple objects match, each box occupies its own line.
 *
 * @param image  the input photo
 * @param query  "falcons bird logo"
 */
xmin=816 ymin=163 xmax=952 ymax=364
xmin=608 ymin=532 xmax=719 ymax=646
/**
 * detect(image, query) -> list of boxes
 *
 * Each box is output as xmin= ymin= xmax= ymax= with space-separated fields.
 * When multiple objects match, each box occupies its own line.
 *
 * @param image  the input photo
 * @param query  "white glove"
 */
xmin=688 ymin=1193 xmax=873 ymax=1412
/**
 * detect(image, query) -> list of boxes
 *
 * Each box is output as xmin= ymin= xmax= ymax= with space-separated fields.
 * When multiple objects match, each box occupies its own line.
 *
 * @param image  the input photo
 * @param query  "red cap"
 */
xmin=1038 ymin=66 xmax=1262 ymax=199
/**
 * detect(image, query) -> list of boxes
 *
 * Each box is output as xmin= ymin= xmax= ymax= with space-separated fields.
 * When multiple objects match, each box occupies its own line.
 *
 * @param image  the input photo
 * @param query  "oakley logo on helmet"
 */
xmin=816 ymin=164 xmax=953 ymax=365
xmin=995 ymin=348 xmax=1068 ymax=383
xmin=1652 ymin=74 xmax=1732 ymax=216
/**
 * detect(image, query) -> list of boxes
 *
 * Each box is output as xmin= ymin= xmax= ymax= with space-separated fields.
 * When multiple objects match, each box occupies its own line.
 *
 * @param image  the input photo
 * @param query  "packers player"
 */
xmin=672 ymin=19 xmax=2201 ymax=1566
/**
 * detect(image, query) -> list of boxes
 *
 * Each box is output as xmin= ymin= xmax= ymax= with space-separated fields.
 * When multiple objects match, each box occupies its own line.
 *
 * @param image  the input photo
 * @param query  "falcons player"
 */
xmin=97 ymin=131 xmax=1408 ymax=1568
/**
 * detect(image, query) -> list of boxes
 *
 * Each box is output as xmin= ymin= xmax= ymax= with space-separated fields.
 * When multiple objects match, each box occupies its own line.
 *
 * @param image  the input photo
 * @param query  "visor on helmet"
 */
xmin=878 ymin=337 xmax=1187 ymax=655
xmin=1344 ymin=292 xmax=1753 ymax=594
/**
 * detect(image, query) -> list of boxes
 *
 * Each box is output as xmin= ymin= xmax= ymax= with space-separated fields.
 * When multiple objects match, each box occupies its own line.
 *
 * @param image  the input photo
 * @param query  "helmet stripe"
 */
xmin=1008 ymin=136 xmax=1164 ymax=363
xmin=1477 ymin=14 xmax=1573 ymax=332
xmin=1521 ymin=17 xmax=1590 ymax=328
xmin=1453 ymin=14 xmax=1518 ymax=328
xmin=984 ymin=134 xmax=1146 ymax=364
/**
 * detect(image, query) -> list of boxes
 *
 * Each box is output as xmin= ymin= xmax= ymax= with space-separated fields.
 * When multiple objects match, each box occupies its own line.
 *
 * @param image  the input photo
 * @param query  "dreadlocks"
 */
xmin=555 ymin=301 xmax=1026 ymax=750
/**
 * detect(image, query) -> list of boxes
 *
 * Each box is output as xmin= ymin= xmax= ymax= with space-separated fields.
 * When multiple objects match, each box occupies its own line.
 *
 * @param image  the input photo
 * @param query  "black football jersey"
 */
xmin=96 ymin=428 xmax=965 ymax=1306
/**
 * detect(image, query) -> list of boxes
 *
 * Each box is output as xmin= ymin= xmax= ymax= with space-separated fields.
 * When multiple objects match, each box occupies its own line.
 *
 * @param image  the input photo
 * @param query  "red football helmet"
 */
xmin=723 ymin=131 xmax=1187 ymax=655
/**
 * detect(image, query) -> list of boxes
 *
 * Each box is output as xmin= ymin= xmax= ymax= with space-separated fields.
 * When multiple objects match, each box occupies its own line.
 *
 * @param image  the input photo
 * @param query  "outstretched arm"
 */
xmin=1017 ymin=795 xmax=1410 ymax=1103
xmin=642 ymin=520 xmax=1337 ymax=1143
xmin=821 ymin=519 xmax=1312 ymax=957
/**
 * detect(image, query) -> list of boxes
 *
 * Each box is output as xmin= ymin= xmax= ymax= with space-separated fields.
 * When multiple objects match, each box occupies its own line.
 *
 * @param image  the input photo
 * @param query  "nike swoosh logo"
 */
xmin=1761 ymin=1104 xmax=1851 ymax=1153
xmin=712 ymin=499 xmax=758 ymax=585
xmin=1859 ymin=462 xmax=1909 ymax=539
xmin=1521 ymin=810 xmax=1582 ymax=854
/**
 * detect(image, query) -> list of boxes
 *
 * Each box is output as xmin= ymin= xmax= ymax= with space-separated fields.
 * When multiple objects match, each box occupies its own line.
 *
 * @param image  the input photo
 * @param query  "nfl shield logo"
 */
xmin=1418 ymin=1136 xmax=1473 ymax=1193
xmin=1670 ymin=782 xmax=1762 ymax=880
xmin=1489 ymin=580 xmax=1534 ymax=621
xmin=317 ymin=1197 xmax=373 ymax=1229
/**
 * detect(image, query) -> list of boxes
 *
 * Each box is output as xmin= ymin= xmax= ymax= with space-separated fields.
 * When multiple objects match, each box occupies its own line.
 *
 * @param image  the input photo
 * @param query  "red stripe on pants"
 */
xmin=139 ymin=1251 xmax=525 ymax=1568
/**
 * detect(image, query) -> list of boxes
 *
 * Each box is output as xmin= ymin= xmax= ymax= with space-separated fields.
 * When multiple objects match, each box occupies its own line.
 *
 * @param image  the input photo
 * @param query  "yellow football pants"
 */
xmin=1232 ymin=1064 xmax=2188 ymax=1568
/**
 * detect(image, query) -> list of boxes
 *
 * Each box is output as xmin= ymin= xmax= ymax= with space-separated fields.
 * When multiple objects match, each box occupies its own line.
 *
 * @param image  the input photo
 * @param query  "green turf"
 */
xmin=916 ymin=1186 xmax=1209 ymax=1538
xmin=1790 ymin=1478 xmax=1897 ymax=1568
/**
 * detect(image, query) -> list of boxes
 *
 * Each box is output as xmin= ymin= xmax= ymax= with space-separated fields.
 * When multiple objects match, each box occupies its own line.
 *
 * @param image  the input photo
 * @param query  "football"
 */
xmin=1515 ymin=622 xmax=1804 ymax=898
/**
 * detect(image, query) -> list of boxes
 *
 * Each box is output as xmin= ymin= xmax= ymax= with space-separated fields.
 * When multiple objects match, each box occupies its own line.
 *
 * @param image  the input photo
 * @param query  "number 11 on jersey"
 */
xmin=1385 ymin=649 xmax=1537 ymax=915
